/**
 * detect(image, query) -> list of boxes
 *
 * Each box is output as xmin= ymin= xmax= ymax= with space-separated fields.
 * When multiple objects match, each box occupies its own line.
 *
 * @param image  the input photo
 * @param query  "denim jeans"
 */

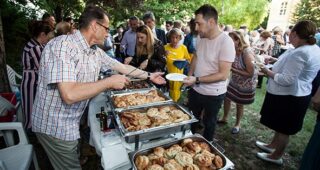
xmin=188 ymin=88 xmax=225 ymax=141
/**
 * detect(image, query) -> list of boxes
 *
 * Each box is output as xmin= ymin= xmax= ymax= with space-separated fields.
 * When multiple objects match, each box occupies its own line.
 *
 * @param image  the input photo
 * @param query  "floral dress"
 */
xmin=226 ymin=48 xmax=258 ymax=104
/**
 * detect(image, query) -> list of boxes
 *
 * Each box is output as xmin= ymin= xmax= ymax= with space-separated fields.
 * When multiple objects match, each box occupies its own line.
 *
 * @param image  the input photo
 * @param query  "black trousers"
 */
xmin=188 ymin=88 xmax=225 ymax=141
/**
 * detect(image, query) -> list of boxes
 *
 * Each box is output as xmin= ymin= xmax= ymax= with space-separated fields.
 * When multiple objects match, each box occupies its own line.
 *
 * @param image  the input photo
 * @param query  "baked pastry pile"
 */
xmin=120 ymin=106 xmax=190 ymax=131
xmin=114 ymin=90 xmax=165 ymax=108
xmin=134 ymin=139 xmax=224 ymax=170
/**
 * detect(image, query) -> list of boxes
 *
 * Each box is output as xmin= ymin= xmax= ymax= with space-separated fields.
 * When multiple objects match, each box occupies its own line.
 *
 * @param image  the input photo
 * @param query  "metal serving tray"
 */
xmin=111 ymin=80 xmax=155 ymax=94
xmin=114 ymin=102 xmax=198 ymax=143
xmin=129 ymin=134 xmax=234 ymax=170
xmin=109 ymin=88 xmax=172 ymax=111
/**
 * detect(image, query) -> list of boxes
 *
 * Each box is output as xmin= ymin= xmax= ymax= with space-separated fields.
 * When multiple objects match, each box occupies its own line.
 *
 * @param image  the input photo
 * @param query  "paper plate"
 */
xmin=165 ymin=73 xmax=187 ymax=81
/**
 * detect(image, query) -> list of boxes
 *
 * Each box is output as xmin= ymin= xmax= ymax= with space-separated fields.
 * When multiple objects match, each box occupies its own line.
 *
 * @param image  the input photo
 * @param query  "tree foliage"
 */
xmin=29 ymin=0 xmax=85 ymax=22
xmin=292 ymin=0 xmax=320 ymax=27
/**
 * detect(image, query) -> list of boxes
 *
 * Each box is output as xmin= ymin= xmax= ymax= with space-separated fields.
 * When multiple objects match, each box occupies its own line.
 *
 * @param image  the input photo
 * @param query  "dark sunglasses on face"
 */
xmin=96 ymin=22 xmax=109 ymax=32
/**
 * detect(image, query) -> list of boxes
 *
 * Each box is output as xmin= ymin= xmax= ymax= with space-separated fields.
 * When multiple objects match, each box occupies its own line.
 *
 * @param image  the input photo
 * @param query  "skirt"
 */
xmin=260 ymin=92 xmax=311 ymax=135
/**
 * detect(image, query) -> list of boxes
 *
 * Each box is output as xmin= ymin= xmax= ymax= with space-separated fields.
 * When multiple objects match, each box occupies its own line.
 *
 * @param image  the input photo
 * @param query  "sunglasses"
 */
xmin=96 ymin=22 xmax=109 ymax=32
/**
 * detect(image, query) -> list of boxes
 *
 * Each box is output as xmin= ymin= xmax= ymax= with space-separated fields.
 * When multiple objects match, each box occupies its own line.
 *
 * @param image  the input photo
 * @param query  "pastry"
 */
xmin=174 ymin=152 xmax=193 ymax=167
xmin=213 ymin=155 xmax=223 ymax=168
xmin=163 ymin=159 xmax=183 ymax=170
xmin=147 ymin=108 xmax=159 ymax=118
xmin=199 ymin=142 xmax=211 ymax=152
xmin=154 ymin=147 xmax=165 ymax=157
xmin=181 ymin=139 xmax=193 ymax=147
xmin=184 ymin=164 xmax=200 ymax=170
xmin=164 ymin=144 xmax=183 ymax=159
xmin=201 ymin=150 xmax=215 ymax=159
xmin=159 ymin=106 xmax=171 ymax=114
xmin=147 ymin=164 xmax=164 ymax=170
xmin=182 ymin=146 xmax=196 ymax=157
xmin=186 ymin=142 xmax=202 ymax=154
xmin=194 ymin=152 xmax=213 ymax=167
xmin=135 ymin=155 xmax=150 ymax=170
xmin=151 ymin=157 xmax=167 ymax=166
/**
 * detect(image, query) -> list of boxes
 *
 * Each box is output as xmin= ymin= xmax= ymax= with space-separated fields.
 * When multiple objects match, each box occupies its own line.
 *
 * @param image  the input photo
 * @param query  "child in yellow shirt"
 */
xmin=165 ymin=28 xmax=191 ymax=102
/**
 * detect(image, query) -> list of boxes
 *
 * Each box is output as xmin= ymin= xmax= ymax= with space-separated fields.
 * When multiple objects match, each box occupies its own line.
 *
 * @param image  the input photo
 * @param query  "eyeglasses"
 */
xmin=96 ymin=22 xmax=109 ymax=32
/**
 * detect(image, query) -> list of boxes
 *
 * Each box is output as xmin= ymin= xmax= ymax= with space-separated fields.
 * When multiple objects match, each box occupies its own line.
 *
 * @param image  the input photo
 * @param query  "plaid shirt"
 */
xmin=32 ymin=31 xmax=118 ymax=141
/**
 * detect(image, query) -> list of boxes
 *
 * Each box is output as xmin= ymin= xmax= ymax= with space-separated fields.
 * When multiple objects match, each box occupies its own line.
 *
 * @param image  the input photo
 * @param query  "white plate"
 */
xmin=172 ymin=58 xmax=187 ymax=61
xmin=165 ymin=73 xmax=187 ymax=81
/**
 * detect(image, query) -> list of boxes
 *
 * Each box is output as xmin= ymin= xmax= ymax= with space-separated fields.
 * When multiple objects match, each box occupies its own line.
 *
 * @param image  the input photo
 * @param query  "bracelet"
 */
xmin=147 ymin=72 xmax=151 ymax=81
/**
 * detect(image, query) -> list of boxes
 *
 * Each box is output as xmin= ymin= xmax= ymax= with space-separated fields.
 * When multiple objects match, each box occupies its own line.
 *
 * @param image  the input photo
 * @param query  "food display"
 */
xmin=113 ymin=80 xmax=152 ymax=92
xmin=114 ymin=102 xmax=198 ymax=143
xmin=133 ymin=138 xmax=225 ymax=170
xmin=113 ymin=89 xmax=166 ymax=108
xmin=120 ymin=105 xmax=190 ymax=131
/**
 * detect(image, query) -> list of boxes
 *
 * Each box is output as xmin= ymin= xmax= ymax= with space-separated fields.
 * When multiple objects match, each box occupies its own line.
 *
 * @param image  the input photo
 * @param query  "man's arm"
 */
xmin=184 ymin=61 xmax=232 ymax=86
xmin=58 ymin=75 xmax=128 ymax=105
xmin=112 ymin=62 xmax=166 ymax=85
xmin=187 ymin=52 xmax=197 ymax=76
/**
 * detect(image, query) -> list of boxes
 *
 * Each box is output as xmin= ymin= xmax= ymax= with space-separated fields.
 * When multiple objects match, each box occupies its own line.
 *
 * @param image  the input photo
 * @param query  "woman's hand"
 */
xmin=139 ymin=59 xmax=148 ymax=70
xmin=150 ymin=72 xmax=166 ymax=85
xmin=124 ymin=57 xmax=133 ymax=65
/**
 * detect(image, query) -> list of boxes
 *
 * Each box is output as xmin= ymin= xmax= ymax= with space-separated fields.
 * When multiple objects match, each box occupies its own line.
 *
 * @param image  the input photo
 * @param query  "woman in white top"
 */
xmin=255 ymin=20 xmax=320 ymax=165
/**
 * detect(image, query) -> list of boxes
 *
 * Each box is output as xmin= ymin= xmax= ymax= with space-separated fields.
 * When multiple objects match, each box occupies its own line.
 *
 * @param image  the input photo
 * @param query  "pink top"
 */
xmin=193 ymin=33 xmax=235 ymax=96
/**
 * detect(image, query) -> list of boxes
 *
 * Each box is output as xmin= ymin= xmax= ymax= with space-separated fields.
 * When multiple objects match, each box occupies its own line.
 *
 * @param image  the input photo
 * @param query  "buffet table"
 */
xmin=87 ymin=92 xmax=193 ymax=169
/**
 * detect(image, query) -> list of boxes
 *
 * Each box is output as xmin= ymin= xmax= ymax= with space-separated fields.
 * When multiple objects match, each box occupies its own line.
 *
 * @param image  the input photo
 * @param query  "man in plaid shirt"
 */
xmin=32 ymin=6 xmax=165 ymax=169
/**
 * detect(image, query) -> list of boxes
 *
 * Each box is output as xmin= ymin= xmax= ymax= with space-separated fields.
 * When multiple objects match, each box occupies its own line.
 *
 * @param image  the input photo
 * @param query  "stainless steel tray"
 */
xmin=114 ymin=102 xmax=198 ymax=143
xmin=111 ymin=80 xmax=155 ymax=94
xmin=129 ymin=134 xmax=234 ymax=170
xmin=109 ymin=88 xmax=172 ymax=112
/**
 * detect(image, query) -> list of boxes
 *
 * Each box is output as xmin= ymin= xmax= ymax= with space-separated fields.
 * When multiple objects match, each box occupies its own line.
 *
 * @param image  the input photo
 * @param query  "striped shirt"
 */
xmin=32 ymin=30 xmax=118 ymax=141
xmin=21 ymin=38 xmax=44 ymax=129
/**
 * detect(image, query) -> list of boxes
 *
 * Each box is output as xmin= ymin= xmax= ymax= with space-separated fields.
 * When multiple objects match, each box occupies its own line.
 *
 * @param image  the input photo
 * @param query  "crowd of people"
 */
xmin=16 ymin=3 xmax=320 ymax=169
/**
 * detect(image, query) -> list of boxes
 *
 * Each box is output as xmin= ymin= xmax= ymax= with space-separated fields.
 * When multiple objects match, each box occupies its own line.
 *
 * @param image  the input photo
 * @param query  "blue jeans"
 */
xmin=188 ymin=88 xmax=225 ymax=141
xmin=300 ymin=117 xmax=320 ymax=170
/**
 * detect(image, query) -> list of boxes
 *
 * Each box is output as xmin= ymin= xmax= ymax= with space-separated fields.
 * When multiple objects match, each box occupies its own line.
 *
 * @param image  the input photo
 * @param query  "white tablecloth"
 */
xmin=87 ymin=92 xmax=192 ymax=170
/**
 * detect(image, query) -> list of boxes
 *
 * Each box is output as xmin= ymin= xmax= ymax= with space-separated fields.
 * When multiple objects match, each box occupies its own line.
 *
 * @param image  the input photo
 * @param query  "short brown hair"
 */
xmin=260 ymin=31 xmax=272 ymax=39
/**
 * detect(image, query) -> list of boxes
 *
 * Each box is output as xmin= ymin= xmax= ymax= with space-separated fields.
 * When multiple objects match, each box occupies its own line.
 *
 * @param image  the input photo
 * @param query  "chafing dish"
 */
xmin=109 ymin=88 xmax=172 ymax=111
xmin=130 ymin=134 xmax=234 ymax=170
xmin=114 ymin=102 xmax=198 ymax=143
xmin=111 ymin=80 xmax=155 ymax=94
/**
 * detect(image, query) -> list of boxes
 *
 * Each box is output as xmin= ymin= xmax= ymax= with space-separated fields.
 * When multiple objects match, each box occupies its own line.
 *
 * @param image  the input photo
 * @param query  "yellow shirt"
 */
xmin=164 ymin=44 xmax=190 ymax=74
xmin=164 ymin=44 xmax=190 ymax=102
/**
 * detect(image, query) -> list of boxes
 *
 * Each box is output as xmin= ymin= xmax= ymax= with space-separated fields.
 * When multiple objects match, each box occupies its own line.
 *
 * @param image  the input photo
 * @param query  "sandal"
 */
xmin=231 ymin=127 xmax=240 ymax=134
xmin=217 ymin=119 xmax=228 ymax=124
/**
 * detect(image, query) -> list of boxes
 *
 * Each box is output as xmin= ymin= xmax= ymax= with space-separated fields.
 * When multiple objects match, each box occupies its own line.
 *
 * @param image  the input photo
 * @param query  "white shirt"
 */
xmin=267 ymin=45 xmax=320 ymax=96
xmin=193 ymin=33 xmax=235 ymax=96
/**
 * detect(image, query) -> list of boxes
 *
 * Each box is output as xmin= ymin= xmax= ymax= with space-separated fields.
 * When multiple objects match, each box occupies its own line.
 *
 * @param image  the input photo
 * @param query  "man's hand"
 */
xmin=124 ymin=57 xmax=133 ymax=65
xmin=106 ymin=74 xmax=129 ymax=89
xmin=183 ymin=76 xmax=196 ymax=86
xmin=150 ymin=72 xmax=166 ymax=85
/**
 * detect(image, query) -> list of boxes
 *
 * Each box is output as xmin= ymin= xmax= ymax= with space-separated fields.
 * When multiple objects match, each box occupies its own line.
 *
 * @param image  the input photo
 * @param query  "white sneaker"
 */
xmin=255 ymin=140 xmax=275 ymax=153
xmin=256 ymin=152 xmax=283 ymax=165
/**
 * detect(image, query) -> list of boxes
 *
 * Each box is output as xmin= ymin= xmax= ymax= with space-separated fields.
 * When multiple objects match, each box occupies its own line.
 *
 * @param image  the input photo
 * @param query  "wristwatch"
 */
xmin=195 ymin=77 xmax=200 ymax=85
xmin=147 ymin=72 xmax=151 ymax=81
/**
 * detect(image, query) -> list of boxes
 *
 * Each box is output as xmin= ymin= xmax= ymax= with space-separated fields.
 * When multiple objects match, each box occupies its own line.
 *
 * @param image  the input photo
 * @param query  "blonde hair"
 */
xmin=229 ymin=31 xmax=248 ymax=53
xmin=167 ymin=28 xmax=182 ymax=43
xmin=136 ymin=25 xmax=155 ymax=59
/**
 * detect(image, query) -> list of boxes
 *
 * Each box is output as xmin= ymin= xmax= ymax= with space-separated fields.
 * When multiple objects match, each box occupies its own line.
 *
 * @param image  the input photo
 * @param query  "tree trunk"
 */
xmin=0 ymin=13 xmax=11 ymax=93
